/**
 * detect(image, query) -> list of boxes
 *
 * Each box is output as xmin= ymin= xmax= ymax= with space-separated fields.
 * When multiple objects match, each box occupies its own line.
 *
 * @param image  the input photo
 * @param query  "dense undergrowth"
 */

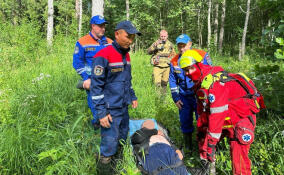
xmin=0 ymin=23 xmax=283 ymax=174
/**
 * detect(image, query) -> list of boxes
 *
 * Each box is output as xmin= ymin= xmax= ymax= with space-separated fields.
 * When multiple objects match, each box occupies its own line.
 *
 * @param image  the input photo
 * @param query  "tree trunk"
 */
xmin=239 ymin=0 xmax=250 ymax=60
xmin=198 ymin=8 xmax=201 ymax=48
xmin=207 ymin=0 xmax=212 ymax=48
xmin=75 ymin=0 xmax=79 ymax=19
xmin=47 ymin=0 xmax=54 ymax=46
xmin=126 ymin=0 xmax=130 ymax=20
xmin=218 ymin=0 xmax=226 ymax=54
xmin=78 ymin=0 xmax=82 ymax=37
xmin=92 ymin=0 xmax=104 ymax=17
xmin=214 ymin=2 xmax=219 ymax=47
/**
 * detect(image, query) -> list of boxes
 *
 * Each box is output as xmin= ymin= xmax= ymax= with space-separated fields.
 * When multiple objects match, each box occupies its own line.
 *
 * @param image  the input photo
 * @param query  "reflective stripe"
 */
xmin=209 ymin=132 xmax=221 ymax=139
xmin=76 ymin=68 xmax=85 ymax=74
xmin=109 ymin=62 xmax=123 ymax=66
xmin=92 ymin=94 xmax=104 ymax=100
xmin=223 ymin=125 xmax=234 ymax=129
xmin=83 ymin=44 xmax=100 ymax=47
xmin=127 ymin=61 xmax=131 ymax=65
xmin=210 ymin=104 xmax=228 ymax=114
xmin=171 ymin=87 xmax=178 ymax=93
xmin=171 ymin=87 xmax=178 ymax=90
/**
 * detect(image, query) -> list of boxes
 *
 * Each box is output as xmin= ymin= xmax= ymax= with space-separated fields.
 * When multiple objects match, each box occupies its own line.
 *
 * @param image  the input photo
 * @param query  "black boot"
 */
xmin=183 ymin=133 xmax=193 ymax=151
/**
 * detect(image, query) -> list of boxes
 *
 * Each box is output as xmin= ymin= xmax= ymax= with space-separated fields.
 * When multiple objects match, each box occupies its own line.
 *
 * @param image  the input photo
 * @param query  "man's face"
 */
xmin=178 ymin=42 xmax=192 ymax=54
xmin=115 ymin=30 xmax=135 ymax=49
xmin=160 ymin=32 xmax=168 ymax=41
xmin=91 ymin=23 xmax=106 ymax=39
xmin=183 ymin=65 xmax=197 ymax=77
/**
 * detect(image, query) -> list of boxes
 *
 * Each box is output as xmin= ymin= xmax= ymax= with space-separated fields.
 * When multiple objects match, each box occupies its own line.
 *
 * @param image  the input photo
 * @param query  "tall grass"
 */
xmin=0 ymin=22 xmax=283 ymax=174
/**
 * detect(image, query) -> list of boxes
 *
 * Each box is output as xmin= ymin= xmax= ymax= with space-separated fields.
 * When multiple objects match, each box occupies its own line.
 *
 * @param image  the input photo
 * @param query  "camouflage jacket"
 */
xmin=147 ymin=39 xmax=176 ymax=67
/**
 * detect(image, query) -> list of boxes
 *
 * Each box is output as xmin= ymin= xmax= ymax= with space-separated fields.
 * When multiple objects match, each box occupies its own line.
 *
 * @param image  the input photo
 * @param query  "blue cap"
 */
xmin=176 ymin=34 xmax=192 ymax=44
xmin=90 ymin=15 xmax=108 ymax=24
xmin=115 ymin=21 xmax=141 ymax=36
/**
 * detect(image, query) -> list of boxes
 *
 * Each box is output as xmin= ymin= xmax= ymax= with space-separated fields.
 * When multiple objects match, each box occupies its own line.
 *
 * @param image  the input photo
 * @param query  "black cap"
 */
xmin=115 ymin=20 xmax=141 ymax=36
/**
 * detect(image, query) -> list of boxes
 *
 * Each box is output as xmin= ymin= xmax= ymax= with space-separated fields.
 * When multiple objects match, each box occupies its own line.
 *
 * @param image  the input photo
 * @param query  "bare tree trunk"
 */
xmin=126 ymin=0 xmax=130 ymax=20
xmin=207 ymin=0 xmax=212 ymax=48
xmin=47 ymin=0 xmax=54 ymax=46
xmin=78 ymin=0 xmax=82 ymax=37
xmin=218 ymin=0 xmax=226 ymax=54
xmin=92 ymin=0 xmax=104 ymax=17
xmin=75 ymin=0 xmax=79 ymax=19
xmin=239 ymin=0 xmax=250 ymax=60
xmin=214 ymin=2 xmax=219 ymax=47
xmin=198 ymin=8 xmax=201 ymax=48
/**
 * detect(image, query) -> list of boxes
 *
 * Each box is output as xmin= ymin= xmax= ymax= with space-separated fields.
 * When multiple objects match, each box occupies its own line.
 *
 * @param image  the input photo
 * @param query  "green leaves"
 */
xmin=274 ymin=37 xmax=284 ymax=59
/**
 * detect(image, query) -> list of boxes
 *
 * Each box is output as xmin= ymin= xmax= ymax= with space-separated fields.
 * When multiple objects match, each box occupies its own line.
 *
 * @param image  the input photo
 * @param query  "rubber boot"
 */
xmin=183 ymin=133 xmax=193 ymax=151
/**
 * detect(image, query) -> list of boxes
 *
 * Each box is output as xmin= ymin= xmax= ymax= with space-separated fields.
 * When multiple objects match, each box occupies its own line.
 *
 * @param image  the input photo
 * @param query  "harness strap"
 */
xmin=150 ymin=160 xmax=184 ymax=175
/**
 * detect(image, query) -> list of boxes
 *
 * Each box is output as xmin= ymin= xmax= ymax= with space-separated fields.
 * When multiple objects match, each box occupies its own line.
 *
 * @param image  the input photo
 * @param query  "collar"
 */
xmin=89 ymin=32 xmax=107 ymax=44
xmin=112 ymin=40 xmax=130 ymax=55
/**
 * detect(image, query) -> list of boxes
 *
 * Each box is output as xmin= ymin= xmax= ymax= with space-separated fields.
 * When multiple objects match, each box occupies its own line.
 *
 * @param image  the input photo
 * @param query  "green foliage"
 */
xmin=274 ymin=37 xmax=284 ymax=59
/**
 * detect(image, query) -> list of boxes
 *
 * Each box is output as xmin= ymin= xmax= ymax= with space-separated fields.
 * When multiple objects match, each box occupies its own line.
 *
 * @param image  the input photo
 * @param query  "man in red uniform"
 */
xmin=178 ymin=50 xmax=265 ymax=175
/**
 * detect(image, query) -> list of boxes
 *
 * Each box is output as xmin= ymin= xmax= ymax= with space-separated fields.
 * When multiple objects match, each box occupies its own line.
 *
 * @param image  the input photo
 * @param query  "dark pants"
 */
xmin=179 ymin=95 xmax=197 ymax=133
xmin=100 ymin=106 xmax=129 ymax=157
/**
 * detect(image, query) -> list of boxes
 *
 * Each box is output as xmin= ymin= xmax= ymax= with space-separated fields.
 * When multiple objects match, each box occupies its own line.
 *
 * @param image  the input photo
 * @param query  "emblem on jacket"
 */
xmin=74 ymin=46 xmax=79 ymax=54
xmin=208 ymin=94 xmax=215 ymax=103
xmin=94 ymin=65 xmax=104 ymax=76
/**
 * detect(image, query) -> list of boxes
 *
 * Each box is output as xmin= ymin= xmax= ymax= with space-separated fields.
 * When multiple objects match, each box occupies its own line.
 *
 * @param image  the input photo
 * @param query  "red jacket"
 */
xmin=196 ymin=64 xmax=261 ymax=146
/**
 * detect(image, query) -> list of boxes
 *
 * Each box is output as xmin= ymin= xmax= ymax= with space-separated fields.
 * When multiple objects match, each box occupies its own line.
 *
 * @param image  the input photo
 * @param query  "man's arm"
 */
xmin=169 ymin=63 xmax=182 ymax=109
xmin=73 ymin=42 xmax=89 ymax=81
xmin=90 ymin=56 xmax=109 ymax=120
xmin=147 ymin=40 xmax=159 ymax=54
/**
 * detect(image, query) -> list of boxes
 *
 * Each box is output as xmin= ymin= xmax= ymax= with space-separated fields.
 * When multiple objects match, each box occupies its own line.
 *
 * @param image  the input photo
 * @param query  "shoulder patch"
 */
xmin=94 ymin=65 xmax=104 ymax=76
xmin=74 ymin=46 xmax=79 ymax=54
xmin=208 ymin=94 xmax=215 ymax=103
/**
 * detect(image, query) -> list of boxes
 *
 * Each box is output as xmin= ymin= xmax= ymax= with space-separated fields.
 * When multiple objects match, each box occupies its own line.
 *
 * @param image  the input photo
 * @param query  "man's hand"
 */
xmin=175 ymin=100 xmax=183 ymax=110
xmin=157 ymin=130 xmax=165 ymax=136
xmin=99 ymin=114 xmax=113 ymax=128
xmin=132 ymin=100 xmax=138 ymax=108
xmin=83 ymin=79 xmax=91 ymax=90
xmin=176 ymin=150 xmax=183 ymax=160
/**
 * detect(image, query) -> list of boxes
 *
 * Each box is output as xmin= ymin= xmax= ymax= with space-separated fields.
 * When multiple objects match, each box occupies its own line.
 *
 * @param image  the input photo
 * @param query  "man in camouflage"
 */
xmin=147 ymin=30 xmax=176 ymax=93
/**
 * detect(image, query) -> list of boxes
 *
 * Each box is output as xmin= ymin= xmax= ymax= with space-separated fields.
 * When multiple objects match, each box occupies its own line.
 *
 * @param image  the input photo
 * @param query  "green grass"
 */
xmin=0 ymin=33 xmax=283 ymax=174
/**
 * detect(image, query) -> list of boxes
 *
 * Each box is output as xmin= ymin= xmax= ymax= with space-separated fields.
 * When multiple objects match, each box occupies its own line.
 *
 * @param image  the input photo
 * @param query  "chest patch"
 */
xmin=208 ymin=94 xmax=215 ymax=103
xmin=85 ymin=47 xmax=96 ymax=52
xmin=174 ymin=70 xmax=181 ymax=74
xmin=94 ymin=65 xmax=104 ymax=76
xmin=111 ymin=67 xmax=124 ymax=73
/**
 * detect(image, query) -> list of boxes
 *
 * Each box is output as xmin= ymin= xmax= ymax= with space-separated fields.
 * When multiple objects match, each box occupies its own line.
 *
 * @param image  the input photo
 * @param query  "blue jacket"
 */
xmin=73 ymin=32 xmax=112 ymax=80
xmin=169 ymin=49 xmax=212 ymax=102
xmin=90 ymin=41 xmax=137 ymax=119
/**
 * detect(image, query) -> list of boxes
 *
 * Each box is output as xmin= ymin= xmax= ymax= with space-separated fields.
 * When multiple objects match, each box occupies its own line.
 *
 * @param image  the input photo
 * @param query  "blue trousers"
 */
xmin=143 ymin=143 xmax=190 ymax=175
xmin=86 ymin=90 xmax=97 ymax=124
xmin=179 ymin=95 xmax=197 ymax=133
xmin=100 ymin=106 xmax=129 ymax=157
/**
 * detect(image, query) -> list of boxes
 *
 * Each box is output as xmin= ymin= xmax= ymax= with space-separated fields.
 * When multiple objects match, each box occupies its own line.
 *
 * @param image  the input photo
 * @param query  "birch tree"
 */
xmin=126 ymin=0 xmax=129 ymax=20
xmin=92 ymin=0 xmax=104 ymax=17
xmin=78 ymin=0 xmax=82 ymax=37
xmin=207 ymin=0 xmax=212 ymax=48
xmin=214 ymin=1 xmax=219 ymax=47
xmin=239 ymin=0 xmax=251 ymax=60
xmin=218 ymin=0 xmax=226 ymax=54
xmin=47 ymin=0 xmax=53 ymax=46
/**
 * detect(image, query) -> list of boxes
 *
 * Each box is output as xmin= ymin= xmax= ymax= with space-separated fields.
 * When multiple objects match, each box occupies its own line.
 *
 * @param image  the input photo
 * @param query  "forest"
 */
xmin=0 ymin=0 xmax=283 ymax=174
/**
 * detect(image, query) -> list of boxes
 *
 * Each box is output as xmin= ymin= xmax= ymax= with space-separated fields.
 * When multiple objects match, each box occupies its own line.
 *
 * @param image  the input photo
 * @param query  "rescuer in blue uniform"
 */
xmin=72 ymin=15 xmax=112 ymax=129
xmin=90 ymin=21 xmax=141 ymax=165
xmin=169 ymin=34 xmax=212 ymax=151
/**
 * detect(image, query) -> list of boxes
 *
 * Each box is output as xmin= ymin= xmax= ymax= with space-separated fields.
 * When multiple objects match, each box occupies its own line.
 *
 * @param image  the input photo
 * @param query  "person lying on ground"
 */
xmin=131 ymin=120 xmax=190 ymax=175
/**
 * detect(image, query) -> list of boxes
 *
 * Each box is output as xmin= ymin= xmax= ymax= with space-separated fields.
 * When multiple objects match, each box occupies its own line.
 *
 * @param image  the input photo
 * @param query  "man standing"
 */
xmin=169 ymin=34 xmax=212 ymax=151
xmin=179 ymin=50 xmax=265 ymax=175
xmin=73 ymin=15 xmax=112 ymax=129
xmin=147 ymin=30 xmax=176 ymax=93
xmin=91 ymin=21 xmax=141 ymax=165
